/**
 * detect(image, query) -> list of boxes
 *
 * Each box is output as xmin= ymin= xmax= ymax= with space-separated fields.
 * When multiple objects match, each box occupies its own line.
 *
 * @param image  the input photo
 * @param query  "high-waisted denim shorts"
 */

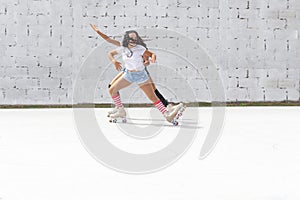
xmin=122 ymin=68 xmax=149 ymax=84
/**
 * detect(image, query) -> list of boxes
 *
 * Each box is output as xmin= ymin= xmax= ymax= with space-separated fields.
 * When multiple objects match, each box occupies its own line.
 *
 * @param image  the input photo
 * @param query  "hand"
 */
xmin=150 ymin=55 xmax=156 ymax=63
xmin=143 ymin=60 xmax=150 ymax=66
xmin=113 ymin=60 xmax=122 ymax=71
xmin=90 ymin=23 xmax=99 ymax=32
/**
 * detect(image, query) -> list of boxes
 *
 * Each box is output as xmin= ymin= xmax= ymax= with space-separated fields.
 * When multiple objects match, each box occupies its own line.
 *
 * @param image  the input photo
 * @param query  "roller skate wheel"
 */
xmin=175 ymin=112 xmax=182 ymax=120
xmin=122 ymin=118 xmax=127 ymax=123
xmin=109 ymin=119 xmax=117 ymax=123
xmin=172 ymin=121 xmax=179 ymax=126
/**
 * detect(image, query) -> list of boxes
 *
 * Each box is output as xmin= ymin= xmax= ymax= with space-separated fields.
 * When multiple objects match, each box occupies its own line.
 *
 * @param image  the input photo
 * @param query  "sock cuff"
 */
xmin=154 ymin=100 xmax=161 ymax=105
xmin=112 ymin=94 xmax=120 ymax=99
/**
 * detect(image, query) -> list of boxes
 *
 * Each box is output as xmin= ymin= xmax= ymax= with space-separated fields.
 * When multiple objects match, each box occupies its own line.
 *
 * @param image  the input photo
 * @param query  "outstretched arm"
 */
xmin=90 ymin=24 xmax=121 ymax=46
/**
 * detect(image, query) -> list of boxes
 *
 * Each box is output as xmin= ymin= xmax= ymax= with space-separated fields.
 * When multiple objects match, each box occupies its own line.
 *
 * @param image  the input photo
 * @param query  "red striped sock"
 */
xmin=112 ymin=94 xmax=123 ymax=108
xmin=154 ymin=100 xmax=167 ymax=115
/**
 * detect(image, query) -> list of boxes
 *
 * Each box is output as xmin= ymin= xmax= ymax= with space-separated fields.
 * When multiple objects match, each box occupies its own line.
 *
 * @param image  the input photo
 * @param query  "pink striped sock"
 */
xmin=154 ymin=100 xmax=167 ymax=115
xmin=112 ymin=94 xmax=123 ymax=108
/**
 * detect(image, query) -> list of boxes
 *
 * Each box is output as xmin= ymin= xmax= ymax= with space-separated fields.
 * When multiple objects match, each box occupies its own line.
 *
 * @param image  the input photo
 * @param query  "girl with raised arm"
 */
xmin=106 ymin=30 xmax=183 ymax=125
xmin=90 ymin=24 xmax=185 ymax=119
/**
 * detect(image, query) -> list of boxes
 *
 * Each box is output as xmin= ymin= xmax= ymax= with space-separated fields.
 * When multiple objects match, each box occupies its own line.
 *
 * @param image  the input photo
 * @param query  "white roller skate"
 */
xmin=109 ymin=107 xmax=127 ymax=123
xmin=107 ymin=106 xmax=118 ymax=117
xmin=167 ymin=102 xmax=186 ymax=120
xmin=164 ymin=104 xmax=182 ymax=126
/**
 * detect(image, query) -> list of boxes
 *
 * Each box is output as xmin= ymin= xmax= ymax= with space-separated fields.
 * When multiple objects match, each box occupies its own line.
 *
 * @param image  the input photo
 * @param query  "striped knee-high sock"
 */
xmin=112 ymin=94 xmax=123 ymax=108
xmin=154 ymin=100 xmax=167 ymax=115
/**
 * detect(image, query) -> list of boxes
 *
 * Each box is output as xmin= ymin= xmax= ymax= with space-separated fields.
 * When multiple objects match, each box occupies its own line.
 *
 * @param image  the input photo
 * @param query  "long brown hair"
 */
xmin=122 ymin=30 xmax=147 ymax=49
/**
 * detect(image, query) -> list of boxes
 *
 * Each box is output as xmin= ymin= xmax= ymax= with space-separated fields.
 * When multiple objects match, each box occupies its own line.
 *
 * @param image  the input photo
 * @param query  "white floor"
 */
xmin=0 ymin=107 xmax=300 ymax=200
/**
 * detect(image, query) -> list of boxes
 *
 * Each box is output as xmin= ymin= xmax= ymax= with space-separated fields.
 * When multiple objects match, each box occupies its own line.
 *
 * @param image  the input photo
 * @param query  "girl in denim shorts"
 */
xmin=90 ymin=24 xmax=184 ymax=125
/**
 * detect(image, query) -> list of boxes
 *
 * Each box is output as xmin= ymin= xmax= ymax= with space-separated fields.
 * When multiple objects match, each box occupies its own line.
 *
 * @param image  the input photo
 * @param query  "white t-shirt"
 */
xmin=116 ymin=44 xmax=147 ymax=71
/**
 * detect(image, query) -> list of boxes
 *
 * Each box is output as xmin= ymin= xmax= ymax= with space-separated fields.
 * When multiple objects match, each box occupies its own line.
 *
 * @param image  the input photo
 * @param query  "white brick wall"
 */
xmin=0 ymin=0 xmax=299 ymax=105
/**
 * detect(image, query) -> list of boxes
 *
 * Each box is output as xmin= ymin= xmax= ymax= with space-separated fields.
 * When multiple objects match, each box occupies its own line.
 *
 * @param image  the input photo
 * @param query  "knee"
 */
xmin=109 ymin=84 xmax=120 ymax=96
xmin=108 ymin=87 xmax=114 ymax=96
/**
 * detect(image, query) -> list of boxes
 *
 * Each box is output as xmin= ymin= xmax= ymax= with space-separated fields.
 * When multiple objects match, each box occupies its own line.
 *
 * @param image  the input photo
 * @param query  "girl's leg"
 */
xmin=139 ymin=79 xmax=168 ymax=115
xmin=108 ymin=71 xmax=124 ymax=88
xmin=147 ymin=75 xmax=169 ymax=107
xmin=109 ymin=78 xmax=131 ymax=108
xmin=138 ymin=79 xmax=158 ymax=103
xmin=147 ymin=76 xmax=156 ymax=90
xmin=147 ymin=72 xmax=184 ymax=116
xmin=107 ymin=72 xmax=124 ymax=116
xmin=139 ymin=79 xmax=182 ymax=124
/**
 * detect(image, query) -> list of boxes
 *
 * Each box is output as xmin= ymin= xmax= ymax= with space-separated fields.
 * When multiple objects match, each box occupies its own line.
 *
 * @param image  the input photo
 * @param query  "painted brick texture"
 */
xmin=0 ymin=0 xmax=299 ymax=104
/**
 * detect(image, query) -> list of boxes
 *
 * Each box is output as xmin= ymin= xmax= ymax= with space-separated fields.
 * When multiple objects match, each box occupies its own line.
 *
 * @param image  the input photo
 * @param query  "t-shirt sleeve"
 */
xmin=138 ymin=45 xmax=147 ymax=56
xmin=116 ymin=46 xmax=124 ymax=54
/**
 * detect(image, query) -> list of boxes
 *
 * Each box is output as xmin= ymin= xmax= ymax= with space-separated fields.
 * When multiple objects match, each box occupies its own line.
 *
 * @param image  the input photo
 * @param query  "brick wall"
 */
xmin=0 ymin=0 xmax=299 ymax=104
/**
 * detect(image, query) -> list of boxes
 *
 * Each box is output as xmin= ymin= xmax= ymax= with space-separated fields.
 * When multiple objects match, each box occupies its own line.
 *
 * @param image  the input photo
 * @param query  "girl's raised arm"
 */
xmin=90 ymin=24 xmax=121 ymax=47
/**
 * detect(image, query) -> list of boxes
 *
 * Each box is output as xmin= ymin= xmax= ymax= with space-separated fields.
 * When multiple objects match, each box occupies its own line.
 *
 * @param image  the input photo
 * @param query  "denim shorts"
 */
xmin=122 ymin=68 xmax=149 ymax=84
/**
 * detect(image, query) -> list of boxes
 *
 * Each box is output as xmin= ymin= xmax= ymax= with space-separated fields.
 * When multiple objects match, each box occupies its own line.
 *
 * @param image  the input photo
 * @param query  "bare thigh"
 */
xmin=147 ymin=75 xmax=157 ymax=90
xmin=109 ymin=77 xmax=131 ymax=96
xmin=110 ymin=71 xmax=124 ymax=85
xmin=138 ymin=79 xmax=159 ymax=103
